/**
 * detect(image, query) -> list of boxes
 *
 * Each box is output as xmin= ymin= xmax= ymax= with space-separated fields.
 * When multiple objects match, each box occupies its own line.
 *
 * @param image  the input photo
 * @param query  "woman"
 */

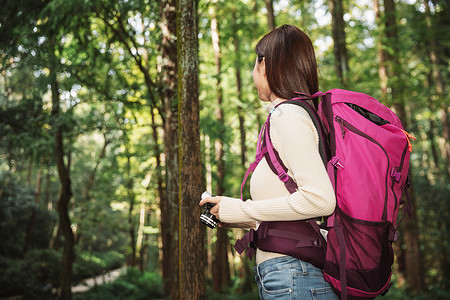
xmin=199 ymin=25 xmax=338 ymax=299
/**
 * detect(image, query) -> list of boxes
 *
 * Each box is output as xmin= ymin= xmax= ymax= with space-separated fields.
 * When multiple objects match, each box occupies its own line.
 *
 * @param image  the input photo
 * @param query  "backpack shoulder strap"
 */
xmin=283 ymin=99 xmax=330 ymax=165
xmin=263 ymin=98 xmax=329 ymax=193
xmin=240 ymin=95 xmax=329 ymax=198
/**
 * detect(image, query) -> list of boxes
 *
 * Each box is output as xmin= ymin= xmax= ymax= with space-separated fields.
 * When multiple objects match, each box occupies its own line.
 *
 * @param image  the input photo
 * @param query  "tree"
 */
xmin=232 ymin=6 xmax=247 ymax=171
xmin=210 ymin=2 xmax=231 ymax=292
xmin=423 ymin=0 xmax=450 ymax=180
xmin=328 ymin=0 xmax=349 ymax=87
xmin=49 ymin=32 xmax=75 ymax=300
xmin=266 ymin=0 xmax=276 ymax=30
xmin=375 ymin=0 xmax=425 ymax=292
xmin=159 ymin=0 xmax=180 ymax=297
xmin=177 ymin=0 xmax=205 ymax=298
xmin=373 ymin=0 xmax=389 ymax=101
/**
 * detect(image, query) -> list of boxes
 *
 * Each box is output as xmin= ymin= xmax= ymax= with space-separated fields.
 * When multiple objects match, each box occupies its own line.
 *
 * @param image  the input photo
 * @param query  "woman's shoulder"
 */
xmin=270 ymin=101 xmax=313 ymax=124
xmin=269 ymin=101 xmax=319 ymax=141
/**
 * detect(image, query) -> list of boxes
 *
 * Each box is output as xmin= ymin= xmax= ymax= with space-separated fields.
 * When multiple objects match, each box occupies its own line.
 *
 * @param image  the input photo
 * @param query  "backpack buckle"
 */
xmin=278 ymin=170 xmax=289 ymax=182
xmin=313 ymin=238 xmax=323 ymax=247
xmin=388 ymin=229 xmax=399 ymax=242
xmin=391 ymin=167 xmax=401 ymax=183
xmin=330 ymin=156 xmax=344 ymax=170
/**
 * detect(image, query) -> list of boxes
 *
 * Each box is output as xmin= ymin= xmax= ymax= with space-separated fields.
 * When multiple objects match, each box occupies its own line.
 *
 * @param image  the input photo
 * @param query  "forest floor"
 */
xmin=72 ymin=266 xmax=127 ymax=293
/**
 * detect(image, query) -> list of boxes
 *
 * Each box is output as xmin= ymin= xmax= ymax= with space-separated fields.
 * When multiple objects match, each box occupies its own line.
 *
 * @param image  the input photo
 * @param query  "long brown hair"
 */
xmin=255 ymin=25 xmax=318 ymax=100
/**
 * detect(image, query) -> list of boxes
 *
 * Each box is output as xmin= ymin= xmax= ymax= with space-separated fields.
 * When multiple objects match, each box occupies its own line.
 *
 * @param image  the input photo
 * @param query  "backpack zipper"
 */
xmin=335 ymin=116 xmax=390 ymax=221
xmin=336 ymin=116 xmax=347 ymax=138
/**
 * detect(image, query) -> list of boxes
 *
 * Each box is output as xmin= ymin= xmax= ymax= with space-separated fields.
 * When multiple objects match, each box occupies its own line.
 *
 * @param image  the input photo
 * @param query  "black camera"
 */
xmin=200 ymin=191 xmax=220 ymax=229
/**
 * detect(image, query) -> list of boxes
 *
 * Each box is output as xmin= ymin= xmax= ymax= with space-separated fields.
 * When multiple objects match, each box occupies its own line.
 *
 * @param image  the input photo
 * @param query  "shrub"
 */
xmin=73 ymin=268 xmax=165 ymax=300
xmin=0 ymin=249 xmax=61 ymax=298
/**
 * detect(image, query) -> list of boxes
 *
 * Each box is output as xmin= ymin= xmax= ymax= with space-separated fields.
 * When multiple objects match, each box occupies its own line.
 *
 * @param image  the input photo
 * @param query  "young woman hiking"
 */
xmin=200 ymin=24 xmax=338 ymax=299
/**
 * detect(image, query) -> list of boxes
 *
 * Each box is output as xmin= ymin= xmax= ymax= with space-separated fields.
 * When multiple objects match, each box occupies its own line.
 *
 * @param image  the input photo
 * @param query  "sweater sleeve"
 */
xmin=219 ymin=104 xmax=336 ymax=224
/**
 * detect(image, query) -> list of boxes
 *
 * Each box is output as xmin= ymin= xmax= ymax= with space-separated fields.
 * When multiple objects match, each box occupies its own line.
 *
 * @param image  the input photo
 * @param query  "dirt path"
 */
xmin=72 ymin=266 xmax=127 ymax=293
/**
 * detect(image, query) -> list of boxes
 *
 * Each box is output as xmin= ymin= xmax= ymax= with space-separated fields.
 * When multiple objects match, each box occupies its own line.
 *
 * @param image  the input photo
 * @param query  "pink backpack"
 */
xmin=235 ymin=89 xmax=414 ymax=299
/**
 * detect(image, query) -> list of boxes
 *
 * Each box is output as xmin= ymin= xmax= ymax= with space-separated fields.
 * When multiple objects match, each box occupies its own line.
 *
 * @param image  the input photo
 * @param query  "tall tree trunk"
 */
xmin=176 ymin=0 xmax=205 ymax=298
xmin=382 ymin=0 xmax=425 ymax=293
xmin=265 ymin=0 xmax=276 ymax=30
xmin=423 ymin=0 xmax=450 ymax=180
xmin=45 ymin=171 xmax=52 ymax=210
xmin=204 ymin=135 xmax=213 ymax=280
xmin=384 ymin=0 xmax=405 ymax=119
xmin=49 ymin=34 xmax=74 ymax=300
xmin=139 ymin=173 xmax=153 ymax=271
xmin=231 ymin=7 xmax=254 ymax=292
xmin=126 ymin=151 xmax=136 ymax=267
xmin=159 ymin=0 xmax=180 ymax=297
xmin=23 ymin=162 xmax=43 ymax=255
xmin=232 ymin=8 xmax=247 ymax=170
xmin=373 ymin=0 xmax=388 ymax=103
xmin=328 ymin=0 xmax=349 ymax=87
xmin=136 ymin=198 xmax=146 ymax=270
xmin=210 ymin=5 xmax=231 ymax=292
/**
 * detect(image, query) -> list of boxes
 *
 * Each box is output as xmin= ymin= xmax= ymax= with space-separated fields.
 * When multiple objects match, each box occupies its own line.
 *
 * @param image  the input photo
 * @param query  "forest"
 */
xmin=0 ymin=0 xmax=448 ymax=299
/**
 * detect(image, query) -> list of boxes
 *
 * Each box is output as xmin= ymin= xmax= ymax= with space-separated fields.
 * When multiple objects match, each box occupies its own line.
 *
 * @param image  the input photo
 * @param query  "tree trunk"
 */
xmin=384 ymin=0 xmax=404 ymax=115
xmin=382 ymin=0 xmax=425 ymax=293
xmin=176 ymin=0 xmax=205 ymax=298
xmin=210 ymin=5 xmax=231 ymax=292
xmin=126 ymin=152 xmax=137 ymax=267
xmin=44 ymin=170 xmax=53 ymax=211
xmin=265 ymin=0 xmax=276 ymax=30
xmin=423 ymin=0 xmax=450 ymax=180
xmin=204 ymin=135 xmax=213 ymax=280
xmin=232 ymin=8 xmax=247 ymax=170
xmin=328 ymin=0 xmax=349 ymax=87
xmin=49 ymin=34 xmax=74 ymax=300
xmin=136 ymin=199 xmax=146 ymax=270
xmin=159 ymin=0 xmax=180 ymax=297
xmin=23 ymin=162 xmax=43 ymax=255
xmin=373 ymin=0 xmax=388 ymax=103
xmin=400 ymin=183 xmax=425 ymax=293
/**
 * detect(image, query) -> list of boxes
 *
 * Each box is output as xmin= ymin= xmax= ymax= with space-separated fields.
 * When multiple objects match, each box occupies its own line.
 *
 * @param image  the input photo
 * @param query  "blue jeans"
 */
xmin=254 ymin=256 xmax=339 ymax=300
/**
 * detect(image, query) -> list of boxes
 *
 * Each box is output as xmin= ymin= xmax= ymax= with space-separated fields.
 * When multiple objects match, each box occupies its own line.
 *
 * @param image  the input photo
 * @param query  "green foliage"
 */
xmin=0 ymin=249 xmax=61 ymax=298
xmin=0 ymin=248 xmax=125 ymax=299
xmin=0 ymin=174 xmax=57 ymax=256
xmin=386 ymin=273 xmax=450 ymax=300
xmin=73 ymin=268 xmax=164 ymax=300
xmin=205 ymin=274 xmax=259 ymax=300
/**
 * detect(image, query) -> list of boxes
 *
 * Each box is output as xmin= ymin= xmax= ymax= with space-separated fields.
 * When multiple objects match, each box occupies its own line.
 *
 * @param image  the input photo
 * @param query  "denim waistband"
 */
xmin=256 ymin=256 xmax=320 ymax=278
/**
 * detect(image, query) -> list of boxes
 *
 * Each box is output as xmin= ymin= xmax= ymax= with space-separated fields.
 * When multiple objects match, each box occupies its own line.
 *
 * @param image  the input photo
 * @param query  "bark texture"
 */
xmin=160 ymin=0 xmax=180 ymax=297
xmin=177 ymin=0 xmax=205 ymax=298
xmin=373 ymin=0 xmax=388 ymax=102
xmin=328 ymin=0 xmax=349 ymax=87
xmin=50 ymin=34 xmax=74 ymax=300
xmin=423 ymin=0 xmax=450 ymax=180
xmin=210 ymin=5 xmax=231 ymax=293
xmin=265 ymin=0 xmax=276 ymax=30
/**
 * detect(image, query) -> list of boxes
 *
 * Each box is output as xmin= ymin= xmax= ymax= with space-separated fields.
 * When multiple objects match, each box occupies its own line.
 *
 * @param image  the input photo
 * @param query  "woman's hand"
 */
xmin=199 ymin=196 xmax=222 ymax=219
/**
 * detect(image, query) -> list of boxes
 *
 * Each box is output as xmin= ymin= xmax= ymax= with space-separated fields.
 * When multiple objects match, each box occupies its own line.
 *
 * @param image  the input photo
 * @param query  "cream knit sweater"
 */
xmin=219 ymin=99 xmax=336 ymax=265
